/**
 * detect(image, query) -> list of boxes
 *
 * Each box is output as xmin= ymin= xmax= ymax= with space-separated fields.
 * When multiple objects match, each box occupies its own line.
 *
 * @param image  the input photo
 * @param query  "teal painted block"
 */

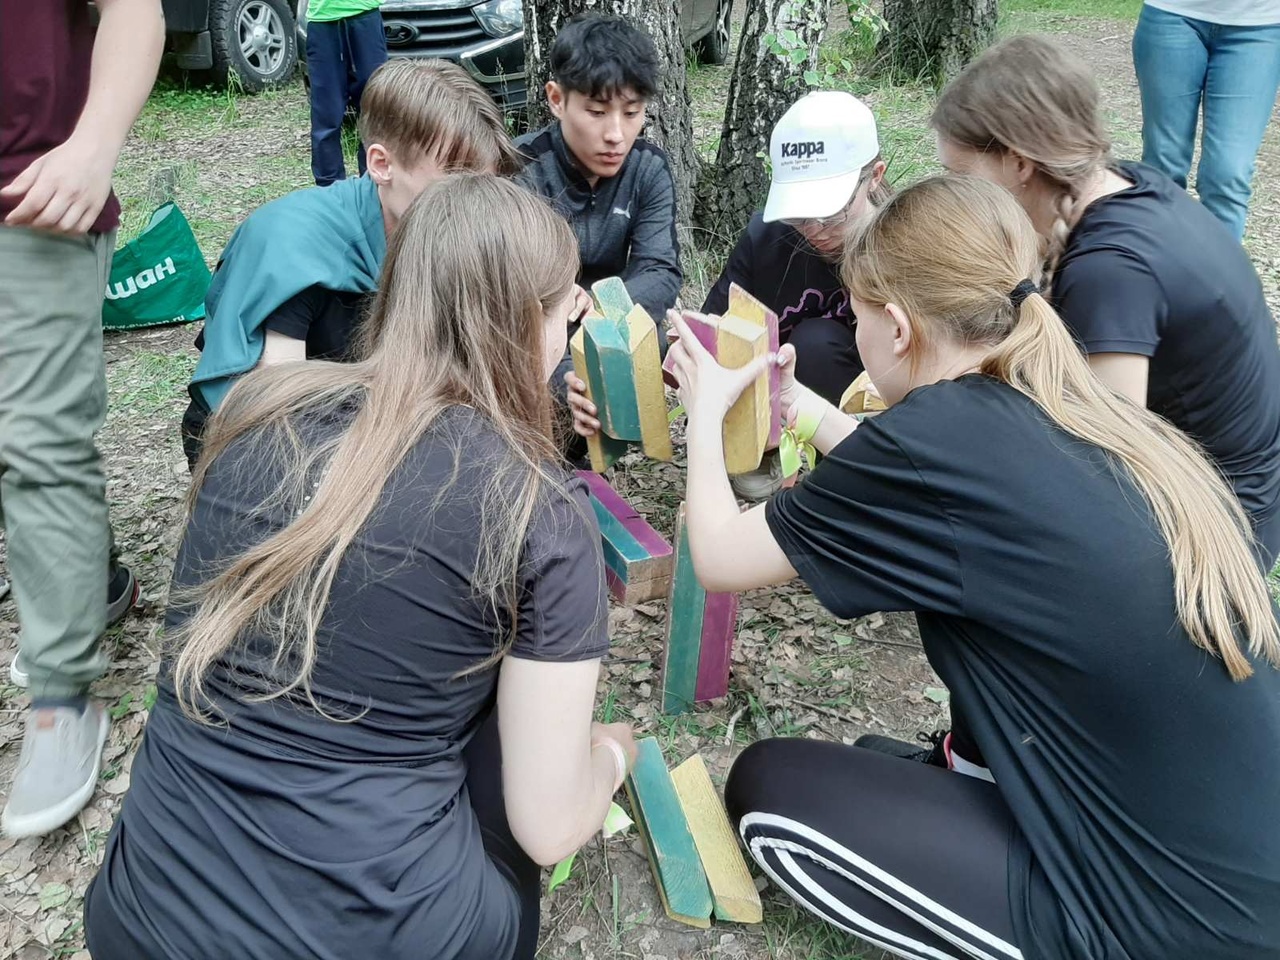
xmin=590 ymin=276 xmax=634 ymax=322
xmin=662 ymin=504 xmax=704 ymax=715
xmin=625 ymin=737 xmax=714 ymax=927
xmin=583 ymin=316 xmax=642 ymax=442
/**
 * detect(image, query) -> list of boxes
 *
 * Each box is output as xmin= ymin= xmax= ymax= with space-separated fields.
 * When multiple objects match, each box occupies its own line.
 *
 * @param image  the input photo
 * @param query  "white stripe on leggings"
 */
xmin=741 ymin=812 xmax=1022 ymax=960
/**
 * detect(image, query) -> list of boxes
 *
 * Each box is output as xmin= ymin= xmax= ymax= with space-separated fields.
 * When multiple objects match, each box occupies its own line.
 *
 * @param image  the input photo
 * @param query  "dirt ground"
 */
xmin=2 ymin=6 xmax=1279 ymax=960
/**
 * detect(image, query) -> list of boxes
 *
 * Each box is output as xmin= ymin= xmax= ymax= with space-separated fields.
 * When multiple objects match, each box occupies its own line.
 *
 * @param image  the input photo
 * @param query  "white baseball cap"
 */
xmin=762 ymin=91 xmax=881 ymax=223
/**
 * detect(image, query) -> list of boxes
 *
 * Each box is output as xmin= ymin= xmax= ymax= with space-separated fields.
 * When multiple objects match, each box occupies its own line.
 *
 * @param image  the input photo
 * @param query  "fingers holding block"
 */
xmin=716 ymin=316 xmax=770 ymax=475
xmin=663 ymin=312 xmax=721 ymax=389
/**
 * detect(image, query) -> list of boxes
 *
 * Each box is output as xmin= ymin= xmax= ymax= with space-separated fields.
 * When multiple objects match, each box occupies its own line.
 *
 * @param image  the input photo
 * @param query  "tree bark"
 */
xmin=523 ymin=0 xmax=699 ymax=244
xmin=882 ymin=0 xmax=998 ymax=84
xmin=695 ymin=0 xmax=830 ymax=249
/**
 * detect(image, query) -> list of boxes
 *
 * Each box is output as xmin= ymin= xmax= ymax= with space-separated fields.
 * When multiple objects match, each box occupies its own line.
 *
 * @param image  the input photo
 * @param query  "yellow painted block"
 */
xmin=715 ymin=316 xmax=769 ymax=475
xmin=623 ymin=304 xmax=673 ymax=462
xmin=839 ymin=370 xmax=887 ymax=416
xmin=671 ymin=755 xmax=763 ymax=924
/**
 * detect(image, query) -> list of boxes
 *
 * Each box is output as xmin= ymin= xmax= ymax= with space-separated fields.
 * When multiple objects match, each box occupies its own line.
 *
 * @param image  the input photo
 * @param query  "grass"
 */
xmin=108 ymin=350 xmax=197 ymax=418
xmin=1003 ymin=0 xmax=1141 ymax=17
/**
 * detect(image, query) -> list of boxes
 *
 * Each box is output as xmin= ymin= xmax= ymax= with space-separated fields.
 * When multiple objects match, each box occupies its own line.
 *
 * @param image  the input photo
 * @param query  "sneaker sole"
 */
xmin=7 ymin=576 xmax=137 ymax=690
xmin=1 ymin=708 xmax=110 ymax=839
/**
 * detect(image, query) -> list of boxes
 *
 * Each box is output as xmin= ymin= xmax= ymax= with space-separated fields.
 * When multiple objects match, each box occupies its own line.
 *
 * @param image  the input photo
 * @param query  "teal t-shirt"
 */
xmin=307 ymin=0 xmax=380 ymax=23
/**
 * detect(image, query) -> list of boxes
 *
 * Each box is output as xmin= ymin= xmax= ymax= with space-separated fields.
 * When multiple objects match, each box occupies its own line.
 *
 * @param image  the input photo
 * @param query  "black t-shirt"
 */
xmin=766 ymin=375 xmax=1280 ymax=960
xmin=701 ymin=212 xmax=856 ymax=346
xmin=92 ymin=407 xmax=610 ymax=960
xmin=1055 ymin=162 xmax=1280 ymax=555
xmin=192 ymin=284 xmax=368 ymax=363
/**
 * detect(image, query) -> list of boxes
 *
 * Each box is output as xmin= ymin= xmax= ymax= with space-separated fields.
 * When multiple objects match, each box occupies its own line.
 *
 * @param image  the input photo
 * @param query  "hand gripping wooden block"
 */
xmin=570 ymin=325 xmax=628 ymax=473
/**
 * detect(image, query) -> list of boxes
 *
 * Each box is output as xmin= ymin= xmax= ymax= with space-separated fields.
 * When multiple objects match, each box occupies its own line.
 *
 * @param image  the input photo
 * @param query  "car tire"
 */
xmin=695 ymin=0 xmax=733 ymax=66
xmin=210 ymin=0 xmax=298 ymax=92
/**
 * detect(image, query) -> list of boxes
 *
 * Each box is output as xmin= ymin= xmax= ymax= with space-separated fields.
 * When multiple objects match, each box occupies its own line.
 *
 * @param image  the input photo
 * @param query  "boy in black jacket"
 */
xmin=516 ymin=14 xmax=681 ymax=322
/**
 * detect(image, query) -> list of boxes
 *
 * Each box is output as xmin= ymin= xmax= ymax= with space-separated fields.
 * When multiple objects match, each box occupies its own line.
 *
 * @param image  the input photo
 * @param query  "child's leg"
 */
xmin=726 ymin=738 xmax=1022 ymax=960
xmin=342 ymin=8 xmax=389 ymax=177
xmin=462 ymin=709 xmax=541 ymax=960
xmin=784 ymin=316 xmax=863 ymax=406
xmin=306 ymin=19 xmax=349 ymax=186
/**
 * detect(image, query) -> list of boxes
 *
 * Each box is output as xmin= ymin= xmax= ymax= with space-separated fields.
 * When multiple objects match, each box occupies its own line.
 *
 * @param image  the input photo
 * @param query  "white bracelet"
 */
xmin=594 ymin=739 xmax=628 ymax=791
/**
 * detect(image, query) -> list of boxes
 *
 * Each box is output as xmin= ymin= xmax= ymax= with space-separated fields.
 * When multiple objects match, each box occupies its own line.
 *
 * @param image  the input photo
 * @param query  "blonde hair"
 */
xmin=175 ymin=175 xmax=580 ymax=720
xmin=358 ymin=59 xmax=521 ymax=176
xmin=930 ymin=34 xmax=1110 ymax=285
xmin=845 ymin=176 xmax=1279 ymax=681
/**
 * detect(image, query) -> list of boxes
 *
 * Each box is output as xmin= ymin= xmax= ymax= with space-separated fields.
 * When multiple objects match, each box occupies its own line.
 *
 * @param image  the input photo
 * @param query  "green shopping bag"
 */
xmin=101 ymin=203 xmax=212 ymax=330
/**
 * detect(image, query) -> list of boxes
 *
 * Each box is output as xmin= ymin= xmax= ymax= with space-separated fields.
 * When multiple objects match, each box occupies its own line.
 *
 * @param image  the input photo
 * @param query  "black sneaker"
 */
xmin=855 ymin=731 xmax=948 ymax=767
xmin=107 ymin=564 xmax=139 ymax=628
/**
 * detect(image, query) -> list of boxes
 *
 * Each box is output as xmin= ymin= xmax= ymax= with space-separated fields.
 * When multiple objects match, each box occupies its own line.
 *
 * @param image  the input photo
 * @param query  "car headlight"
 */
xmin=473 ymin=0 xmax=522 ymax=38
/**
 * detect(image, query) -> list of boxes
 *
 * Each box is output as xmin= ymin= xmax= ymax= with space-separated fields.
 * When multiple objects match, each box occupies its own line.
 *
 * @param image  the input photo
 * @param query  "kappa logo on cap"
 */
xmin=781 ymin=141 xmax=826 ymax=160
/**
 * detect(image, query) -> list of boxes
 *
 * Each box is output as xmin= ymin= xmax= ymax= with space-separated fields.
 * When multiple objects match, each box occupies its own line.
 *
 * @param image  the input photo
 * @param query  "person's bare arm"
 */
xmin=1 ymin=0 xmax=164 ymax=233
xmin=498 ymin=657 xmax=635 ymax=866
xmin=257 ymin=331 xmax=308 ymax=367
xmin=1088 ymin=353 xmax=1149 ymax=406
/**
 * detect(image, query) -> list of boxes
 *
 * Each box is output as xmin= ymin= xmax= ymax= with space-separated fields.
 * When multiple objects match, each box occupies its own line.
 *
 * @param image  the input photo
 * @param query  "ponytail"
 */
xmin=847 ymin=175 xmax=1280 ymax=681
xmin=984 ymin=294 xmax=1278 ymax=680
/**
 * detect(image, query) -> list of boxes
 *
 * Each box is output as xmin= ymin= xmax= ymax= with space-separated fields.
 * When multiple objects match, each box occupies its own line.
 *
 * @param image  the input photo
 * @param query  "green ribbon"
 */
xmin=778 ymin=398 xmax=825 ymax=478
xmin=548 ymin=802 xmax=633 ymax=894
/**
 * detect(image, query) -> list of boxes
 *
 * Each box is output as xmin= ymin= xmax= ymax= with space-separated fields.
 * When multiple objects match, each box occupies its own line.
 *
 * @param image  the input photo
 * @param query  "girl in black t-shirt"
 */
xmin=84 ymin=176 xmax=636 ymax=960
xmin=665 ymin=175 xmax=1280 ymax=960
xmin=931 ymin=34 xmax=1280 ymax=567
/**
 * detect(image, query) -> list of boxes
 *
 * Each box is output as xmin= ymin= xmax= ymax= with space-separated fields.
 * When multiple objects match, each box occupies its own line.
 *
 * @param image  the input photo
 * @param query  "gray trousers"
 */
xmin=0 ymin=226 xmax=113 ymax=699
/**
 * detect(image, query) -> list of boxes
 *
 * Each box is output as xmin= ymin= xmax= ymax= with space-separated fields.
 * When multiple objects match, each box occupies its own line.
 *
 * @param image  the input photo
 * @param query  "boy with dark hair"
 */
xmin=516 ymin=13 xmax=682 ymax=323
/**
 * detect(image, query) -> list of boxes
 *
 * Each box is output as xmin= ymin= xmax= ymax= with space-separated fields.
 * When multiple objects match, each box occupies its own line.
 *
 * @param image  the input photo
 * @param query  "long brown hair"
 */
xmin=930 ymin=34 xmax=1110 ymax=285
xmin=176 ymin=175 xmax=580 ymax=719
xmin=358 ymin=58 xmax=522 ymax=176
xmin=845 ymin=176 xmax=1280 ymax=681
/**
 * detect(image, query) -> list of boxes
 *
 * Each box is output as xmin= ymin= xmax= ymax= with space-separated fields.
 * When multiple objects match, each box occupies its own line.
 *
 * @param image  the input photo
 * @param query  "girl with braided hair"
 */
xmin=932 ymin=34 xmax=1280 ymax=568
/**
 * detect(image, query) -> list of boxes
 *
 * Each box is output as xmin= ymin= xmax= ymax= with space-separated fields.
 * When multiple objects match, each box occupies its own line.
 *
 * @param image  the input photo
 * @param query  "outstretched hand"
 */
xmin=664 ymin=310 xmax=773 ymax=427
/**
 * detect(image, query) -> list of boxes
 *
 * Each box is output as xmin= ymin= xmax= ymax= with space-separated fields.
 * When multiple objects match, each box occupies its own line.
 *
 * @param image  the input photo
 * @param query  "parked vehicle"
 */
xmin=295 ymin=0 xmax=733 ymax=111
xmin=161 ymin=0 xmax=300 ymax=92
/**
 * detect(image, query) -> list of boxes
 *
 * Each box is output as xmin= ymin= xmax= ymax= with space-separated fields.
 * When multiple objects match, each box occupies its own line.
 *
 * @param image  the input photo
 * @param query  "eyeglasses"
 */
xmin=781 ymin=170 xmax=874 ymax=230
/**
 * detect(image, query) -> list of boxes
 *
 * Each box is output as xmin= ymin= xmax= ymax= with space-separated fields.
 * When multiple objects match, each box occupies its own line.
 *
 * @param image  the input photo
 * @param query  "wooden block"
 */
xmin=622 ymin=304 xmax=674 ymax=462
xmin=662 ymin=312 xmax=721 ymax=388
xmin=570 ymin=326 xmax=628 ymax=473
xmin=839 ymin=370 xmax=887 ymax=416
xmin=670 ymin=754 xmax=763 ymax=924
xmin=727 ymin=284 xmax=782 ymax=448
xmin=662 ymin=503 xmax=704 ymax=716
xmin=625 ymin=738 xmax=714 ymax=928
xmin=591 ymin=276 xmax=634 ymax=321
xmin=576 ymin=470 xmax=673 ymax=605
xmin=716 ymin=316 xmax=770 ymax=475
xmin=582 ymin=315 xmax=642 ymax=442
xmin=694 ymin=590 xmax=738 ymax=702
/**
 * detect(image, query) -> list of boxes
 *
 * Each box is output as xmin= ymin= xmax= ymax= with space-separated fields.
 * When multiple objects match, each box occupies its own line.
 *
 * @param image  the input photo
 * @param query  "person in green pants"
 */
xmin=0 ymin=0 xmax=163 ymax=839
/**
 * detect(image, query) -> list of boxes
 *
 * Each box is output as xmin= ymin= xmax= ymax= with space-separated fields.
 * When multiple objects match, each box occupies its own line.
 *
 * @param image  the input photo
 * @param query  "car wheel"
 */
xmin=210 ymin=0 xmax=298 ymax=93
xmin=696 ymin=0 xmax=733 ymax=66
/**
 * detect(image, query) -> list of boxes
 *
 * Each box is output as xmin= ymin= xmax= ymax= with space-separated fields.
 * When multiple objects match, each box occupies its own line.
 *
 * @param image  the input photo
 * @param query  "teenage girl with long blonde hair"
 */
xmin=667 ymin=175 xmax=1280 ymax=960
xmin=932 ymin=35 xmax=1280 ymax=568
xmin=84 ymin=176 xmax=635 ymax=960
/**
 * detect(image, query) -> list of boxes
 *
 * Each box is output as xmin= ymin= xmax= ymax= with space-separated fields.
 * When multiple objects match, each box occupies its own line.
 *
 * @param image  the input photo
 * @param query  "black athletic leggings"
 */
xmin=725 ymin=738 xmax=1023 ymax=960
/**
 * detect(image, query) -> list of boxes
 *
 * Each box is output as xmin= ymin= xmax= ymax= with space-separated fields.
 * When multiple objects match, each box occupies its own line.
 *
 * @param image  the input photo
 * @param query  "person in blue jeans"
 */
xmin=305 ymin=0 xmax=387 ymax=186
xmin=1132 ymin=1 xmax=1280 ymax=240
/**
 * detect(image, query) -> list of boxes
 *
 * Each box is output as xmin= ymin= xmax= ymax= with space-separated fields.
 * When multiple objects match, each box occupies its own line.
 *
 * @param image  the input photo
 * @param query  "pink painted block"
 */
xmin=694 ymin=590 xmax=739 ymax=702
xmin=576 ymin=470 xmax=673 ymax=560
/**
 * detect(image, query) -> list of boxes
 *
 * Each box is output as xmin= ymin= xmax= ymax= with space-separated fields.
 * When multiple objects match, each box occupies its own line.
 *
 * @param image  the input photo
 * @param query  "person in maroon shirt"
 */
xmin=0 ymin=0 xmax=163 ymax=839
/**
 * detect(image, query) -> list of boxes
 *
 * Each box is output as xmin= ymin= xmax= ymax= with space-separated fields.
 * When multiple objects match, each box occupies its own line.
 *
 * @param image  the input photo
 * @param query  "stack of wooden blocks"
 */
xmin=625 ymin=737 xmax=762 ymax=928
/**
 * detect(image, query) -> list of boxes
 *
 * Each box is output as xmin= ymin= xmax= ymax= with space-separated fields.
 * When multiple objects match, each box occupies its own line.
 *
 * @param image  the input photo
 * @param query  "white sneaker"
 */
xmin=2 ymin=703 xmax=110 ymax=838
xmin=729 ymin=450 xmax=787 ymax=503
xmin=9 ymin=652 xmax=28 ymax=688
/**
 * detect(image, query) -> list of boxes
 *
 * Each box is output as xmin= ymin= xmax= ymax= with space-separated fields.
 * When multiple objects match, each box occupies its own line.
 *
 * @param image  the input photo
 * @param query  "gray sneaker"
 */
xmin=2 ymin=703 xmax=110 ymax=838
xmin=729 ymin=449 xmax=787 ymax=503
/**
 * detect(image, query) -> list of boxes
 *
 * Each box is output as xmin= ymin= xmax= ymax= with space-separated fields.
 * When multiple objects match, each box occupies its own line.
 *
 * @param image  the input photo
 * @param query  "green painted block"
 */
xmin=591 ymin=277 xmax=634 ymax=322
xmin=582 ymin=316 xmax=642 ymax=442
xmin=662 ymin=504 xmax=705 ymax=715
xmin=625 ymin=737 xmax=714 ymax=928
